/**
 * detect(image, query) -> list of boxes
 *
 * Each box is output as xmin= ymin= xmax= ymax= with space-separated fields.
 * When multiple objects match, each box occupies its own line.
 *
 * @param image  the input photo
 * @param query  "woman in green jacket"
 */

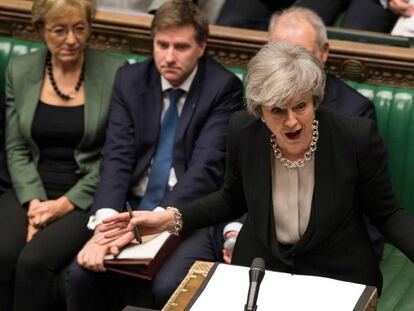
xmin=0 ymin=0 xmax=123 ymax=310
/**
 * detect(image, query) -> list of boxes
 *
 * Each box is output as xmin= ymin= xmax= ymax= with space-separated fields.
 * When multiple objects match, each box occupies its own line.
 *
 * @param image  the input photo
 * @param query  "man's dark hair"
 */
xmin=151 ymin=0 xmax=209 ymax=44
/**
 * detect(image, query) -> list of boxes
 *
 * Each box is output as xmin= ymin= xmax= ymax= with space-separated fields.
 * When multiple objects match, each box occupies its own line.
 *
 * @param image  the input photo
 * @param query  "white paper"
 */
xmin=391 ymin=2 xmax=414 ymax=37
xmin=190 ymin=264 xmax=366 ymax=311
xmin=104 ymin=231 xmax=170 ymax=260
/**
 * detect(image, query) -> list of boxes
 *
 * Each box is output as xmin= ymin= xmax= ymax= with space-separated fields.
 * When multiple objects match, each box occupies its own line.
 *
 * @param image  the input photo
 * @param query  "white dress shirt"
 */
xmin=272 ymin=154 xmax=315 ymax=245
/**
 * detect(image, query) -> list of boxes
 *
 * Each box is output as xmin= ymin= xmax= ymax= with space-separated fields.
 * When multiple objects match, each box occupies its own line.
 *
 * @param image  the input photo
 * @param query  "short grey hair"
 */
xmin=246 ymin=41 xmax=325 ymax=118
xmin=268 ymin=7 xmax=327 ymax=51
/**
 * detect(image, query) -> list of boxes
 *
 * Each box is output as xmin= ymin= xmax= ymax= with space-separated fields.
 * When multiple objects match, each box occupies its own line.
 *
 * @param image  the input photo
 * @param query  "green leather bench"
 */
xmin=1 ymin=36 xmax=413 ymax=310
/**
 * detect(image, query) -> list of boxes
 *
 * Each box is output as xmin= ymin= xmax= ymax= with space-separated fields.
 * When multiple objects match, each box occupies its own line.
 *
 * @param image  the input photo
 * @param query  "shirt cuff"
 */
xmin=223 ymin=222 xmax=243 ymax=237
xmin=379 ymin=0 xmax=388 ymax=9
xmin=87 ymin=208 xmax=119 ymax=231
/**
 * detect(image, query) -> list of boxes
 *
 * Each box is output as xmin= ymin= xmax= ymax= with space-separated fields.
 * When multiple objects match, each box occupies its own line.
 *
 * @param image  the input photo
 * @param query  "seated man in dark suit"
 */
xmin=66 ymin=1 xmax=243 ymax=310
xmin=0 ymin=90 xmax=11 ymax=194
xmin=222 ymin=6 xmax=383 ymax=264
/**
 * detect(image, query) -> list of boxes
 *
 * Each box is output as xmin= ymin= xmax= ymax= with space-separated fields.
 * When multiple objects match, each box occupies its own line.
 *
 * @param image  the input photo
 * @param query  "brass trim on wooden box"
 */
xmin=162 ymin=261 xmax=214 ymax=311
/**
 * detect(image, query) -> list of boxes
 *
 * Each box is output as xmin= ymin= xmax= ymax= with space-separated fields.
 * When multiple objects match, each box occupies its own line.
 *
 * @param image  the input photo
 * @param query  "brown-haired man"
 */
xmin=67 ymin=1 xmax=243 ymax=310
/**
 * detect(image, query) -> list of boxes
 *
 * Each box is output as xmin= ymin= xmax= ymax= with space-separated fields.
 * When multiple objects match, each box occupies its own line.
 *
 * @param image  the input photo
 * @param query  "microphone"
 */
xmin=244 ymin=257 xmax=265 ymax=311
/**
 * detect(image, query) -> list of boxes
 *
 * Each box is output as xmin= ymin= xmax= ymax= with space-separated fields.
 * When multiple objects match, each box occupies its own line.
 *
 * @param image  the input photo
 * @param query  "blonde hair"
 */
xmin=32 ymin=0 xmax=96 ymax=31
xmin=246 ymin=41 xmax=325 ymax=118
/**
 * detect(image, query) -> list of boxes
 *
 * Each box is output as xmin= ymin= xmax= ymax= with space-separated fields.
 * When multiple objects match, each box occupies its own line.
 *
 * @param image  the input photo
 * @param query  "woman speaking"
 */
xmin=100 ymin=41 xmax=414 ymax=293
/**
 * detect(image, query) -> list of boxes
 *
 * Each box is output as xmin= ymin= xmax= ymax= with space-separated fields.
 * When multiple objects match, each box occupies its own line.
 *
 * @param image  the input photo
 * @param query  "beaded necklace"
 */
xmin=46 ymin=52 xmax=85 ymax=101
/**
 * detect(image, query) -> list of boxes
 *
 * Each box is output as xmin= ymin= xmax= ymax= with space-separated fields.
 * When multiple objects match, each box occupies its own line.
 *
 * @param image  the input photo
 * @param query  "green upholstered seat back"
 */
xmin=0 ymin=36 xmax=43 ymax=90
xmin=107 ymin=51 xmax=147 ymax=64
xmin=348 ymin=81 xmax=414 ymax=219
xmin=345 ymin=81 xmax=414 ymax=311
xmin=379 ymin=243 xmax=414 ymax=311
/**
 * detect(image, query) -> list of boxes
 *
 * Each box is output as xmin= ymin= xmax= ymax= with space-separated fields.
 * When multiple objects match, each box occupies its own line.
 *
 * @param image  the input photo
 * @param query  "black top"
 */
xmin=0 ymin=90 xmax=10 ymax=192
xmin=32 ymin=101 xmax=84 ymax=199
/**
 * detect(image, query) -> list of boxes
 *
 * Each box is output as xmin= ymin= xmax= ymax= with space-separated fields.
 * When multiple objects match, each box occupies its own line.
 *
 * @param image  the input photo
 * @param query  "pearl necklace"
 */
xmin=270 ymin=119 xmax=319 ymax=169
xmin=46 ymin=52 xmax=85 ymax=101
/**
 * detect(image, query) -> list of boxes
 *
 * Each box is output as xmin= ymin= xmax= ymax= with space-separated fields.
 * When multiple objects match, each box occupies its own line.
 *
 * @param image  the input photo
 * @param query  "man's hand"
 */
xmin=27 ymin=196 xmax=75 ymax=228
xmin=77 ymin=232 xmax=114 ymax=272
xmin=389 ymin=0 xmax=414 ymax=17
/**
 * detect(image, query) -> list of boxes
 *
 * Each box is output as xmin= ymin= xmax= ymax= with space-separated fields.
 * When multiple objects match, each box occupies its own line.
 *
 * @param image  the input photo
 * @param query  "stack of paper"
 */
xmin=391 ymin=1 xmax=414 ymax=37
xmin=188 ymin=264 xmax=375 ymax=311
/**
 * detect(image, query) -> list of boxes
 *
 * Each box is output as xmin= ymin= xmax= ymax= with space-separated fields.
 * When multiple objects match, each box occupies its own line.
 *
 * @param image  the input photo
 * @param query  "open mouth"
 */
xmin=285 ymin=129 xmax=301 ymax=140
xmin=64 ymin=49 xmax=79 ymax=55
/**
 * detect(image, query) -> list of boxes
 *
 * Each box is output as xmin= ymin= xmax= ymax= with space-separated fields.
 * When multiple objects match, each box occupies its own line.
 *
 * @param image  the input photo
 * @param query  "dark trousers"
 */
xmin=298 ymin=0 xmax=398 ymax=32
xmin=218 ymin=0 xmax=397 ymax=33
xmin=0 ymin=191 xmax=91 ymax=311
xmin=341 ymin=0 xmax=398 ymax=33
xmin=216 ymin=0 xmax=294 ymax=30
xmin=296 ymin=0 xmax=350 ymax=25
xmin=67 ymin=226 xmax=222 ymax=311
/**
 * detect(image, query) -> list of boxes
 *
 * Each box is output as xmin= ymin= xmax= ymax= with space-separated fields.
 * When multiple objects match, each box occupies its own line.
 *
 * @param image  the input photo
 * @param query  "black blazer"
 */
xmin=91 ymin=56 xmax=243 ymax=213
xmin=181 ymin=108 xmax=414 ymax=292
xmin=322 ymin=74 xmax=376 ymax=121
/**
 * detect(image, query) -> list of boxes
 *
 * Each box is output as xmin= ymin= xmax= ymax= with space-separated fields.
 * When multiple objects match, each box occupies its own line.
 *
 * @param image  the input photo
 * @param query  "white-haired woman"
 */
xmin=98 ymin=41 xmax=414 ymax=294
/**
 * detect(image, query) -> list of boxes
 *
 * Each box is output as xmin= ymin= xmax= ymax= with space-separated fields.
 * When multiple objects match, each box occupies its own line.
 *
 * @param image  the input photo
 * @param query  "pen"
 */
xmin=125 ymin=201 xmax=143 ymax=244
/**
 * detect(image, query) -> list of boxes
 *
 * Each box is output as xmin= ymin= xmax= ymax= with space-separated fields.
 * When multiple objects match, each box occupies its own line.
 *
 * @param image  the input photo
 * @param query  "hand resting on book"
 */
xmin=77 ymin=228 xmax=130 ymax=272
xmin=99 ymin=209 xmax=177 ymax=256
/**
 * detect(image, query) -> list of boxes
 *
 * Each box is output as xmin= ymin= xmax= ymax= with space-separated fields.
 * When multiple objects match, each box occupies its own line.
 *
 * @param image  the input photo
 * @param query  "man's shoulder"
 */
xmin=230 ymin=110 xmax=260 ymax=131
xmin=202 ymin=56 xmax=240 ymax=79
xmin=196 ymin=56 xmax=243 ymax=96
xmin=114 ymin=58 xmax=159 ymax=88
xmin=117 ymin=57 xmax=155 ymax=75
xmin=317 ymin=106 xmax=375 ymax=137
xmin=324 ymin=74 xmax=376 ymax=120
xmin=326 ymin=74 xmax=368 ymax=102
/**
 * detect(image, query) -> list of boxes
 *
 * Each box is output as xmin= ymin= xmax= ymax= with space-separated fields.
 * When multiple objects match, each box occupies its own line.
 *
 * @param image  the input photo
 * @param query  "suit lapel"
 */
xmin=248 ymin=122 xmax=285 ymax=260
xmin=140 ymin=69 xmax=163 ymax=145
xmin=175 ymin=59 xmax=205 ymax=141
xmin=322 ymin=75 xmax=338 ymax=107
xmin=298 ymin=109 xmax=335 ymax=250
xmin=20 ymin=49 xmax=47 ymax=140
